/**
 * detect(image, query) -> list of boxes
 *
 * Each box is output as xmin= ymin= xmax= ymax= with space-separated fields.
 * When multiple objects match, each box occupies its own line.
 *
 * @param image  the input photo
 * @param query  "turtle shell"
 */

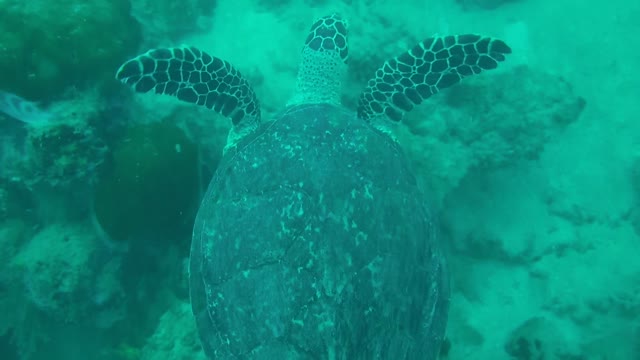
xmin=190 ymin=103 xmax=449 ymax=359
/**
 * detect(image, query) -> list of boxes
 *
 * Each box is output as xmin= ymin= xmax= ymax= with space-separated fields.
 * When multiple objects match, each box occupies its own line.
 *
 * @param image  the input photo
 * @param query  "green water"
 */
xmin=0 ymin=0 xmax=638 ymax=359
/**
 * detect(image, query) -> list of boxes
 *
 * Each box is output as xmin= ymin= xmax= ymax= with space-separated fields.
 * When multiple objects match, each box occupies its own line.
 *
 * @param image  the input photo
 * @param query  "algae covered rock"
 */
xmin=400 ymin=65 xmax=585 ymax=205
xmin=504 ymin=316 xmax=580 ymax=359
xmin=130 ymin=0 xmax=216 ymax=45
xmin=10 ymin=222 xmax=124 ymax=325
xmin=140 ymin=301 xmax=206 ymax=360
xmin=413 ymin=65 xmax=586 ymax=169
xmin=27 ymin=123 xmax=108 ymax=188
xmin=93 ymin=121 xmax=200 ymax=243
xmin=0 ymin=0 xmax=141 ymax=100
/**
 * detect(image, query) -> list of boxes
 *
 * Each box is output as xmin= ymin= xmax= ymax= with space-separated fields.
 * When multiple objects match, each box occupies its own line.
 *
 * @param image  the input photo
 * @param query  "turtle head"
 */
xmin=287 ymin=14 xmax=349 ymax=107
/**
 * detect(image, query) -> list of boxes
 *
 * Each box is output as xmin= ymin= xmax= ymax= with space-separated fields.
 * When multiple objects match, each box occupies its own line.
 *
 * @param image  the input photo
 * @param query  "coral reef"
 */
xmin=400 ymin=65 xmax=585 ymax=206
xmin=0 ymin=221 xmax=126 ymax=358
xmin=129 ymin=0 xmax=216 ymax=46
xmin=503 ymin=316 xmax=581 ymax=359
xmin=0 ymin=89 xmax=112 ymax=189
xmin=140 ymin=301 xmax=206 ymax=360
xmin=0 ymin=89 xmax=112 ymax=225
xmin=26 ymin=124 xmax=107 ymax=189
xmin=10 ymin=222 xmax=125 ymax=325
xmin=0 ymin=0 xmax=637 ymax=358
xmin=0 ymin=0 xmax=141 ymax=101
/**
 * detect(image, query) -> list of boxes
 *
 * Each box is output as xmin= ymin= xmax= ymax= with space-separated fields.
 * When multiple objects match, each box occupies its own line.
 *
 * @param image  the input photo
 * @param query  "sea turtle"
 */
xmin=115 ymin=13 xmax=510 ymax=359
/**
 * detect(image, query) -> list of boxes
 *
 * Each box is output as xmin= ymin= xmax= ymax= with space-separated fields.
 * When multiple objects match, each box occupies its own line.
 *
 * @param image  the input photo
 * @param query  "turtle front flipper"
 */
xmin=288 ymin=13 xmax=349 ymax=106
xmin=357 ymin=35 xmax=511 ymax=123
xmin=116 ymin=47 xmax=260 ymax=146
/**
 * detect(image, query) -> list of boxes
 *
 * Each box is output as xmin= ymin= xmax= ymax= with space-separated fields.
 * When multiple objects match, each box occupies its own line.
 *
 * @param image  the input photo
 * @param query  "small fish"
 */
xmin=0 ymin=90 xmax=53 ymax=126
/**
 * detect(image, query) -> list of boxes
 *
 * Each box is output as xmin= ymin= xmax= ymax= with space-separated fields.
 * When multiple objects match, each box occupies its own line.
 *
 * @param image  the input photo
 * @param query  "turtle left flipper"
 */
xmin=116 ymin=46 xmax=261 ymax=135
xmin=357 ymin=35 xmax=511 ymax=123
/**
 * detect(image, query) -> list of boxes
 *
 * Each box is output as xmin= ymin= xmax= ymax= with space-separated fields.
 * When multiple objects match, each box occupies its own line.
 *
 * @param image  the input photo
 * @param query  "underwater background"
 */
xmin=0 ymin=0 xmax=638 ymax=359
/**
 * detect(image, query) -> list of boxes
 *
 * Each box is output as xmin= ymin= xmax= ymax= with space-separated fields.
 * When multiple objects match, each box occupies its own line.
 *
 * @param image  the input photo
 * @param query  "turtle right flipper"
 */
xmin=116 ymin=46 xmax=261 ymax=132
xmin=357 ymin=35 xmax=511 ymax=123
